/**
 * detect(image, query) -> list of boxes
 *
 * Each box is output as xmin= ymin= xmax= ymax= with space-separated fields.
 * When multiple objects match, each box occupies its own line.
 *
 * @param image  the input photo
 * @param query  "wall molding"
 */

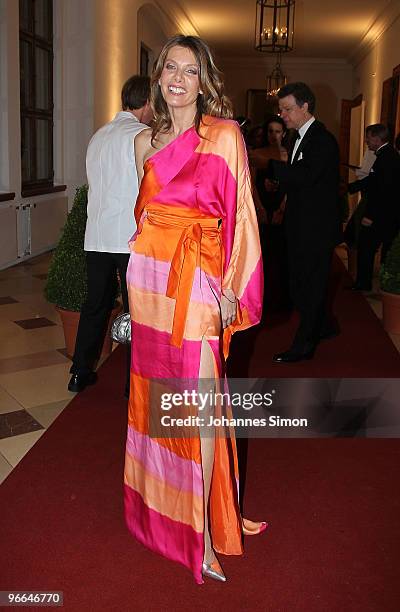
xmin=220 ymin=55 xmax=352 ymax=71
xmin=350 ymin=0 xmax=400 ymax=67
xmin=152 ymin=1 xmax=200 ymax=37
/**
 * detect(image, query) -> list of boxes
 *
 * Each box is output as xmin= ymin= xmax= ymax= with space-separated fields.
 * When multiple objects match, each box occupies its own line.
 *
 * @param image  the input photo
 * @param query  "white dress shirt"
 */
xmin=291 ymin=116 xmax=316 ymax=163
xmin=355 ymin=149 xmax=376 ymax=179
xmin=84 ymin=111 xmax=147 ymax=253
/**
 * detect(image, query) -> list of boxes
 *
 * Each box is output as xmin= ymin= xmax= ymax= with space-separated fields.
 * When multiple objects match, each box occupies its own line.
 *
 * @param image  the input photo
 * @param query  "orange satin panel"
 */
xmin=128 ymin=373 xmax=202 ymax=464
xmin=210 ymin=435 xmax=243 ymax=555
xmin=134 ymin=161 xmax=161 ymax=226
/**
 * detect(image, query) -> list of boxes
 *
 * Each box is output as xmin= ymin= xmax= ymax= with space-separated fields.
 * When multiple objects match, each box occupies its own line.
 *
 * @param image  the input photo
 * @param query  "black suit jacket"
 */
xmin=348 ymin=143 xmax=400 ymax=228
xmin=271 ymin=120 xmax=341 ymax=250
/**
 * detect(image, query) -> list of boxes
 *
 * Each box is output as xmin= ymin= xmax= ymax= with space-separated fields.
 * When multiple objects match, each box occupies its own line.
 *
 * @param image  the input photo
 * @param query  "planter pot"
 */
xmin=381 ymin=291 xmax=400 ymax=334
xmin=56 ymin=303 xmax=123 ymax=359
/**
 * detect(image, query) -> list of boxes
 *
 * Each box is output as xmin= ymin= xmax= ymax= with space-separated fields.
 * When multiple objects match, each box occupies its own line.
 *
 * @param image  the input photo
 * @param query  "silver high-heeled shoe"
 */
xmin=202 ymin=559 xmax=227 ymax=582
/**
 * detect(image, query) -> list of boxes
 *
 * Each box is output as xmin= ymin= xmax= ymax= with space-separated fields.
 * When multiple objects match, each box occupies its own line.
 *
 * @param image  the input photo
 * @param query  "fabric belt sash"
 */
xmin=146 ymin=211 xmax=221 ymax=348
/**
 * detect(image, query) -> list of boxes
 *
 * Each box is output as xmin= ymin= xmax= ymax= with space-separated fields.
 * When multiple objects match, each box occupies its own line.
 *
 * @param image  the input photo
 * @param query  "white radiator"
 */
xmin=16 ymin=203 xmax=31 ymax=257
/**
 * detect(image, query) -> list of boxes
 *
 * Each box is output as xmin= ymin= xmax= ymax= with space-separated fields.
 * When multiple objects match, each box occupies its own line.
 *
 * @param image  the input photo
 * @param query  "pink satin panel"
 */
xmin=124 ymin=484 xmax=204 ymax=585
xmin=130 ymin=322 xmax=202 ymax=380
xmin=126 ymin=426 xmax=203 ymax=496
xmin=127 ymin=253 xmax=220 ymax=306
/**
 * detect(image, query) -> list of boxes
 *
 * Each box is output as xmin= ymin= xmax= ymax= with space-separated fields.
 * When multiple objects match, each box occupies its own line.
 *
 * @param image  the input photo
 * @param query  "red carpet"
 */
xmin=1 ymin=259 xmax=400 ymax=611
xmin=229 ymin=255 xmax=400 ymax=377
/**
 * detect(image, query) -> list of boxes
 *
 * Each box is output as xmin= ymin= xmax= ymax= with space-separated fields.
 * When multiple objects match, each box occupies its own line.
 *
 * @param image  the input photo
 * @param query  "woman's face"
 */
xmin=159 ymin=45 xmax=201 ymax=111
xmin=267 ymin=121 xmax=284 ymax=146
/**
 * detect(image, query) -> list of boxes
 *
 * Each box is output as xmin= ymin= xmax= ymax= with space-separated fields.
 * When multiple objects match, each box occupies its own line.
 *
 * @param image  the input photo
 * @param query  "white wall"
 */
xmin=353 ymin=13 xmax=400 ymax=126
xmin=137 ymin=3 xmax=170 ymax=73
xmin=55 ymin=0 xmax=95 ymax=204
xmin=93 ymin=1 xmax=175 ymax=131
xmin=0 ymin=0 xmax=10 ymax=192
xmin=3 ymin=0 xmax=20 ymax=196
xmin=220 ymin=56 xmax=353 ymax=138
xmin=94 ymin=0 xmax=142 ymax=130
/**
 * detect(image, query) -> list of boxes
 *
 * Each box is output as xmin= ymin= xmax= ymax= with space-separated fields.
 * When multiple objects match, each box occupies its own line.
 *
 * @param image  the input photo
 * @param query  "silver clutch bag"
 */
xmin=111 ymin=312 xmax=131 ymax=344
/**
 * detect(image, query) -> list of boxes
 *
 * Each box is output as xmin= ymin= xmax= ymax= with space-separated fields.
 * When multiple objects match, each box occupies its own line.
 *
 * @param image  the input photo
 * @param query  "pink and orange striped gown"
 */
xmin=124 ymin=116 xmax=263 ymax=583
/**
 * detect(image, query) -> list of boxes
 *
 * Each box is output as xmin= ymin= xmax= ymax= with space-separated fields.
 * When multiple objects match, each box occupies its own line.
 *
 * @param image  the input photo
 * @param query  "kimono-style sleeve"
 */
xmin=220 ymin=123 xmax=263 ymax=354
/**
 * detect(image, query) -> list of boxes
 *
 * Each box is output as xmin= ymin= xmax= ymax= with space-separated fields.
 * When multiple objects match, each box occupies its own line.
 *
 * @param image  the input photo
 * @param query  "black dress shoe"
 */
xmin=68 ymin=371 xmax=97 ymax=392
xmin=272 ymin=349 xmax=314 ymax=363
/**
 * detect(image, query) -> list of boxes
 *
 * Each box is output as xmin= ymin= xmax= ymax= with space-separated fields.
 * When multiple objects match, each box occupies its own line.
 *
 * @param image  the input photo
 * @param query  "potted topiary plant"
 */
xmin=45 ymin=185 xmax=121 ymax=357
xmin=380 ymin=233 xmax=400 ymax=334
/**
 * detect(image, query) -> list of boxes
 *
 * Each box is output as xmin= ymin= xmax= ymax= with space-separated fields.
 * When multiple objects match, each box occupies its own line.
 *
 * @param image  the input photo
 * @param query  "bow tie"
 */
xmin=295 ymin=130 xmax=301 ymax=140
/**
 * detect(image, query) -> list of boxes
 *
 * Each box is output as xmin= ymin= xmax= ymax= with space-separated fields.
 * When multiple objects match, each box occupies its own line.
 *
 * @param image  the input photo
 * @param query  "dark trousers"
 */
xmin=356 ymin=223 xmax=399 ymax=290
xmin=71 ymin=251 xmax=130 ymax=390
xmin=260 ymin=223 xmax=291 ymax=312
xmin=288 ymin=246 xmax=334 ymax=352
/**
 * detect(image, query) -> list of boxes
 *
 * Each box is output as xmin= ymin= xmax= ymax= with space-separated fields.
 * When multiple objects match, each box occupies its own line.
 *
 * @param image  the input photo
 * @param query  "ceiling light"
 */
xmin=255 ymin=0 xmax=295 ymax=53
xmin=266 ymin=53 xmax=287 ymax=97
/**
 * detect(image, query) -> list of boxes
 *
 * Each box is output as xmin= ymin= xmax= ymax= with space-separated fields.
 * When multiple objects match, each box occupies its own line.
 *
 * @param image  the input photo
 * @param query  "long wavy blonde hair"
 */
xmin=150 ymin=35 xmax=233 ymax=140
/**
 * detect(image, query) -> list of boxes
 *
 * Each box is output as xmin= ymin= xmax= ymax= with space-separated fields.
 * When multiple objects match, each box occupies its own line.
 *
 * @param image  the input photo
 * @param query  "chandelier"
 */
xmin=255 ymin=0 xmax=296 ymax=53
xmin=266 ymin=53 xmax=287 ymax=97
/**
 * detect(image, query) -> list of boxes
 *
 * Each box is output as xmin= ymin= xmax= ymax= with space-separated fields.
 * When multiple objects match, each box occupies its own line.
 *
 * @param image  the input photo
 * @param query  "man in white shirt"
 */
xmin=68 ymin=75 xmax=152 ymax=394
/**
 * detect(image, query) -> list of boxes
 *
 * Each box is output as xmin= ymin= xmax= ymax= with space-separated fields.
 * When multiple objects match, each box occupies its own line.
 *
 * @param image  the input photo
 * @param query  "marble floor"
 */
xmin=0 ymin=249 xmax=399 ymax=485
xmin=0 ymin=253 xmax=75 ymax=483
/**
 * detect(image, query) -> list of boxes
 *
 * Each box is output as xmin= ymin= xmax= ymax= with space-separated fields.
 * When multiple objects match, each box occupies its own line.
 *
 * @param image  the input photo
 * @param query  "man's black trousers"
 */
xmin=288 ymin=245 xmax=334 ymax=353
xmin=356 ymin=222 xmax=399 ymax=290
xmin=71 ymin=251 xmax=130 ymax=389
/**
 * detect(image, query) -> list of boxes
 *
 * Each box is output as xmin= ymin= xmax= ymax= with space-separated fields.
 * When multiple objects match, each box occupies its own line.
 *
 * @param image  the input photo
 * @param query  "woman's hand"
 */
xmin=221 ymin=290 xmax=237 ymax=328
xmin=361 ymin=216 xmax=373 ymax=226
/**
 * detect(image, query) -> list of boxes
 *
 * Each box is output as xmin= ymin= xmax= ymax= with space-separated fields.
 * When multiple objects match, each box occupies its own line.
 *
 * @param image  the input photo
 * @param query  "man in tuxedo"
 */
xmin=269 ymin=82 xmax=341 ymax=363
xmin=348 ymin=124 xmax=400 ymax=291
xmin=68 ymin=75 xmax=152 ymax=393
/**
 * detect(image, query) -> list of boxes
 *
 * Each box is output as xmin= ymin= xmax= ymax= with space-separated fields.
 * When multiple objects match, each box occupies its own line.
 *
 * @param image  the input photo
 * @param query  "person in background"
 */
xmin=269 ymin=82 xmax=342 ymax=363
xmin=348 ymin=123 xmax=400 ymax=291
xmin=343 ymin=148 xmax=375 ymax=252
xmin=250 ymin=115 xmax=288 ymax=224
xmin=249 ymin=115 xmax=290 ymax=311
xmin=68 ymin=75 xmax=152 ymax=395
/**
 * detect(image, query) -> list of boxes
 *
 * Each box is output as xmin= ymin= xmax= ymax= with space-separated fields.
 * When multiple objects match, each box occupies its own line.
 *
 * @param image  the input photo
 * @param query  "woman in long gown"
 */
xmin=124 ymin=35 xmax=265 ymax=584
xmin=249 ymin=115 xmax=288 ymax=224
xmin=250 ymin=116 xmax=290 ymax=311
